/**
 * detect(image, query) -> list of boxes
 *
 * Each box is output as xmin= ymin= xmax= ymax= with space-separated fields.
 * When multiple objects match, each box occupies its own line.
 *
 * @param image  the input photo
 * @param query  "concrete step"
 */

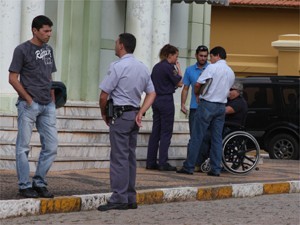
xmin=0 ymin=142 xmax=188 ymax=159
xmin=0 ymin=128 xmax=189 ymax=144
xmin=0 ymin=114 xmax=189 ymax=131
xmin=0 ymin=140 xmax=189 ymax=171
xmin=0 ymin=102 xmax=190 ymax=171
xmin=0 ymin=156 xmax=185 ymax=171
xmin=55 ymin=101 xmax=100 ymax=117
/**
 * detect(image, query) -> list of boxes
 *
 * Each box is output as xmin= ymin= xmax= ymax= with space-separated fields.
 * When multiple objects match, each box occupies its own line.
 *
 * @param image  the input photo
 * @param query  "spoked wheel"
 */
xmin=200 ymin=158 xmax=211 ymax=173
xmin=222 ymin=131 xmax=260 ymax=175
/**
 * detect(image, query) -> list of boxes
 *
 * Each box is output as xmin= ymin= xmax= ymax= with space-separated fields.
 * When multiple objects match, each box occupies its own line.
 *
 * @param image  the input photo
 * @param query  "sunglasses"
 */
xmin=197 ymin=46 xmax=208 ymax=51
xmin=230 ymin=88 xmax=238 ymax=91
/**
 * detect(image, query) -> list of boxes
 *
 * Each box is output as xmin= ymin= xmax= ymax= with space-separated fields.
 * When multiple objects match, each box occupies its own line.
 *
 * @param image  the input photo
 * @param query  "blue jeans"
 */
xmin=16 ymin=100 xmax=57 ymax=189
xmin=188 ymin=109 xmax=197 ymax=135
xmin=186 ymin=109 xmax=209 ymax=165
xmin=183 ymin=100 xmax=225 ymax=174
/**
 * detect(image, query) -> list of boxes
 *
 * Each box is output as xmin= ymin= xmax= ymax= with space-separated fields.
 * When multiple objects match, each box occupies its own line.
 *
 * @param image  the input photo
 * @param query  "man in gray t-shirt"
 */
xmin=8 ymin=15 xmax=57 ymax=199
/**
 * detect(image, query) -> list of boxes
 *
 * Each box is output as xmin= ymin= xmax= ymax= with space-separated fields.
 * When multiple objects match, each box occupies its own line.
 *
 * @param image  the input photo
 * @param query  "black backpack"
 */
xmin=51 ymin=81 xmax=67 ymax=108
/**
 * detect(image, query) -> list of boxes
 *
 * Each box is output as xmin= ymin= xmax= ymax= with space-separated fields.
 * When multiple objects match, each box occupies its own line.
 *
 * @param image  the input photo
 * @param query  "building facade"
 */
xmin=0 ymin=0 xmax=220 ymax=115
xmin=211 ymin=0 xmax=300 ymax=77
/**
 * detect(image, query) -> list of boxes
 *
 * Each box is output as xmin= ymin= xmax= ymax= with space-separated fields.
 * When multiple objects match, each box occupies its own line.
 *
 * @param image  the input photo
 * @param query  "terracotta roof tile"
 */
xmin=229 ymin=0 xmax=300 ymax=7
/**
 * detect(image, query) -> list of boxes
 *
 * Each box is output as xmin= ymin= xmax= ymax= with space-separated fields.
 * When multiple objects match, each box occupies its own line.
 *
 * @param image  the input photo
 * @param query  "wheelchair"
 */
xmin=200 ymin=129 xmax=260 ymax=175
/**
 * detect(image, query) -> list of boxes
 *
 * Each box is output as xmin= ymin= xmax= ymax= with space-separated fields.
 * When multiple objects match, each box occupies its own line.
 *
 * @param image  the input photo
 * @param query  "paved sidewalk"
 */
xmin=0 ymin=159 xmax=299 ymax=219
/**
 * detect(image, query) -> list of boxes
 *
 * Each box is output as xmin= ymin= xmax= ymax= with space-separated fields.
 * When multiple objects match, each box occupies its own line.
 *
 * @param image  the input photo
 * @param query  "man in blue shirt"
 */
xmin=181 ymin=45 xmax=209 ymax=171
xmin=177 ymin=46 xmax=235 ymax=176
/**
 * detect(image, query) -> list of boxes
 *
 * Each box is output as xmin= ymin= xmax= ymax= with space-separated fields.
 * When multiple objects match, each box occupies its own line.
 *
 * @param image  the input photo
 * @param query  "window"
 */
xmin=243 ymin=86 xmax=274 ymax=109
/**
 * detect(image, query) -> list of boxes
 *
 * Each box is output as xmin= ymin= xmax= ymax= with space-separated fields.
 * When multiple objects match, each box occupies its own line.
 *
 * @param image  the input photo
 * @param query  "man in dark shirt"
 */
xmin=8 ymin=15 xmax=57 ymax=198
xmin=223 ymin=81 xmax=248 ymax=135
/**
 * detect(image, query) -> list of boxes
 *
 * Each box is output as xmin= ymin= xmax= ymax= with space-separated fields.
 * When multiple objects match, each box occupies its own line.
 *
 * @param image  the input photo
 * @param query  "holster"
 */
xmin=105 ymin=99 xmax=114 ymax=118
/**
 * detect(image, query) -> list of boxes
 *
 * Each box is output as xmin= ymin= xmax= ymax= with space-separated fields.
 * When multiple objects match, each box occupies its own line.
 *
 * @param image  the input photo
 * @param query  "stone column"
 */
xmin=272 ymin=34 xmax=300 ymax=76
xmin=151 ymin=0 xmax=171 ymax=66
xmin=21 ymin=0 xmax=45 ymax=42
xmin=0 ymin=0 xmax=21 ymax=95
xmin=125 ymin=0 xmax=154 ymax=69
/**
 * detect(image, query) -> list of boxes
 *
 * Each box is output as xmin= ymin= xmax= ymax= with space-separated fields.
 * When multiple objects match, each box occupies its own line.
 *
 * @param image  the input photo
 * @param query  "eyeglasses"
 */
xmin=230 ymin=88 xmax=237 ymax=91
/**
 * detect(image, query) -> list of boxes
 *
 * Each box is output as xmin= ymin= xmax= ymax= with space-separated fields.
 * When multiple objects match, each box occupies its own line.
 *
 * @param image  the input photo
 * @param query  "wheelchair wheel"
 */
xmin=200 ymin=158 xmax=211 ymax=173
xmin=222 ymin=131 xmax=260 ymax=175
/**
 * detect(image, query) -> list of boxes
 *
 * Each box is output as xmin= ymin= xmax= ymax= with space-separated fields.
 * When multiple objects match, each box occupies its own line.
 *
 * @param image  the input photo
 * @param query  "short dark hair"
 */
xmin=196 ymin=45 xmax=208 ymax=54
xmin=119 ymin=33 xmax=136 ymax=53
xmin=210 ymin=46 xmax=227 ymax=59
xmin=159 ymin=44 xmax=179 ymax=60
xmin=32 ymin=15 xmax=53 ymax=30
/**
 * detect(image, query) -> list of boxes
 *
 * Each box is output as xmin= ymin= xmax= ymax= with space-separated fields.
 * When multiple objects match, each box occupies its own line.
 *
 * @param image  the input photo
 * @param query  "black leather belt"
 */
xmin=114 ymin=105 xmax=140 ymax=112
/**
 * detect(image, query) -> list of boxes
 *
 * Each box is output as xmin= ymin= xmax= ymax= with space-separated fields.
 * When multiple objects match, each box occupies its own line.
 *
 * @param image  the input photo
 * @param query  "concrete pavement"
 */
xmin=0 ymin=158 xmax=299 ymax=219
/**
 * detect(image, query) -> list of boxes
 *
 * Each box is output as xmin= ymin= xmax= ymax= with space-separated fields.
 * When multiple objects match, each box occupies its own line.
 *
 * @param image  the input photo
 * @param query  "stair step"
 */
xmin=0 ymin=102 xmax=190 ymax=171
xmin=0 ymin=157 xmax=185 ymax=171
xmin=0 ymin=142 xmax=188 ymax=159
xmin=0 ymin=128 xmax=189 ymax=144
xmin=0 ymin=114 xmax=189 ymax=131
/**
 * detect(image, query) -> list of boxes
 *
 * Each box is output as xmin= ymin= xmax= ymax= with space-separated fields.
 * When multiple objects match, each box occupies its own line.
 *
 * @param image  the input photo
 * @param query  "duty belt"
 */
xmin=114 ymin=105 xmax=140 ymax=112
xmin=111 ymin=105 xmax=140 ymax=124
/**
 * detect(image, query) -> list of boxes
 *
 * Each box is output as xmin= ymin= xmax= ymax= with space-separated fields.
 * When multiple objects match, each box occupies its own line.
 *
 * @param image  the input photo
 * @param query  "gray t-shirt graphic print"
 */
xmin=9 ymin=41 xmax=57 ymax=104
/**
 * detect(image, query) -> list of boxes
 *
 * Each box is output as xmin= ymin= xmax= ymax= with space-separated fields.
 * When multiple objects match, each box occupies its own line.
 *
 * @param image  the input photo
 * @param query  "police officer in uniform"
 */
xmin=98 ymin=33 xmax=156 ymax=211
xmin=146 ymin=44 xmax=183 ymax=171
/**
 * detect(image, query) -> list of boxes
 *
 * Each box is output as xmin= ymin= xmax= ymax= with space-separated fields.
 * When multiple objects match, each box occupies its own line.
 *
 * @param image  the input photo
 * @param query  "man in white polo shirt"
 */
xmin=177 ymin=46 xmax=235 ymax=176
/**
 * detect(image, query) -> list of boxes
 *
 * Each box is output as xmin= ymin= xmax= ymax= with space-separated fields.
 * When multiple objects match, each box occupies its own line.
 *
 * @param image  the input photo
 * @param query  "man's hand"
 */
xmin=9 ymin=72 xmax=33 ymax=105
xmin=181 ymin=85 xmax=189 ymax=114
xmin=135 ymin=112 xmax=143 ymax=127
xmin=181 ymin=104 xmax=187 ymax=114
xmin=135 ymin=92 xmax=156 ymax=127
xmin=102 ymin=114 xmax=110 ymax=126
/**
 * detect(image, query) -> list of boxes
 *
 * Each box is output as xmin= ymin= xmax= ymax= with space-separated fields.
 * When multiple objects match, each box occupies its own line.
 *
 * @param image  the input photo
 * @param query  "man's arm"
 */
xmin=181 ymin=85 xmax=189 ymax=114
xmin=8 ymin=72 xmax=32 ymax=105
xmin=194 ymin=82 xmax=201 ymax=96
xmin=99 ymin=91 xmax=109 ymax=126
xmin=136 ymin=92 xmax=156 ymax=127
xmin=225 ymin=106 xmax=235 ymax=115
xmin=194 ymin=82 xmax=202 ymax=103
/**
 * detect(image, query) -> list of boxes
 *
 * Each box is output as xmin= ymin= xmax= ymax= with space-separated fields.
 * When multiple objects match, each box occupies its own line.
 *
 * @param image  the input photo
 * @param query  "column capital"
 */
xmin=272 ymin=34 xmax=300 ymax=52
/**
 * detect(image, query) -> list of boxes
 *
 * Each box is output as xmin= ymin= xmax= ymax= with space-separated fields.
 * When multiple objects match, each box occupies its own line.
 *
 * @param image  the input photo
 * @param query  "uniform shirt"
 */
xmin=197 ymin=60 xmax=235 ymax=104
xmin=225 ymin=95 xmax=248 ymax=126
xmin=151 ymin=59 xmax=182 ymax=95
xmin=183 ymin=62 xmax=209 ymax=109
xmin=9 ymin=41 xmax=57 ymax=104
xmin=99 ymin=54 xmax=154 ymax=107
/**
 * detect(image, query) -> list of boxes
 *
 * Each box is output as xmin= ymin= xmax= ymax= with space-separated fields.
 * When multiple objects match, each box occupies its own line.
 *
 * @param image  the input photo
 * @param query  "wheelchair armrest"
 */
xmin=224 ymin=121 xmax=244 ymax=130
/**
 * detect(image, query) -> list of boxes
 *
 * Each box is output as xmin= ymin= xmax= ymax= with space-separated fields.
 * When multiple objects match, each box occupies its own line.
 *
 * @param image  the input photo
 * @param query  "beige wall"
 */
xmin=210 ymin=6 xmax=299 ymax=77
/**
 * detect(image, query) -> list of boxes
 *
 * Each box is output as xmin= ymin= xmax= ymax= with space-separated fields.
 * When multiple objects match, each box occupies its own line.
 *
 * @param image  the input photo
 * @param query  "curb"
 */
xmin=1 ymin=180 xmax=299 ymax=219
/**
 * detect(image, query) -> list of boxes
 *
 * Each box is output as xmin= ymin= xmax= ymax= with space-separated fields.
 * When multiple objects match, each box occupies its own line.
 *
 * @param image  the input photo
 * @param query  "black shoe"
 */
xmin=33 ymin=186 xmax=54 ymax=198
xmin=19 ymin=188 xmax=39 ymax=198
xmin=128 ymin=202 xmax=138 ymax=209
xmin=158 ymin=163 xmax=177 ymax=171
xmin=146 ymin=164 xmax=158 ymax=170
xmin=97 ymin=202 xmax=128 ymax=211
xmin=176 ymin=167 xmax=193 ymax=175
xmin=207 ymin=171 xmax=220 ymax=177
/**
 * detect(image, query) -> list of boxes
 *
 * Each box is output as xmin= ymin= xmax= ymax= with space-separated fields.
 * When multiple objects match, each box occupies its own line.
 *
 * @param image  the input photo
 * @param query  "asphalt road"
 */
xmin=2 ymin=193 xmax=299 ymax=225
